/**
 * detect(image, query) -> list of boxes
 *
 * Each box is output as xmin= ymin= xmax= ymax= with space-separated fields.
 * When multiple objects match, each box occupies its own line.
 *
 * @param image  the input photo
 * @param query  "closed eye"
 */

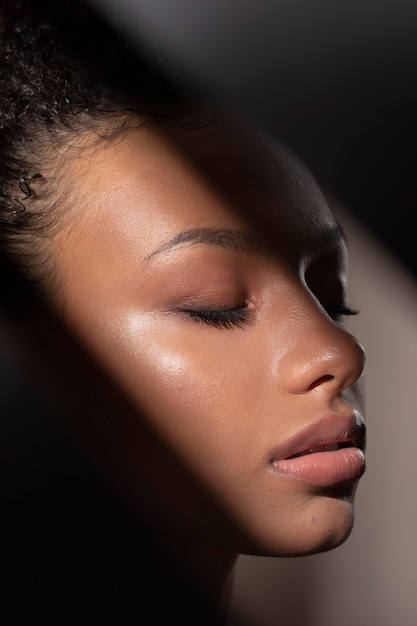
xmin=179 ymin=303 xmax=251 ymax=329
xmin=324 ymin=303 xmax=359 ymax=322
xmin=304 ymin=241 xmax=358 ymax=324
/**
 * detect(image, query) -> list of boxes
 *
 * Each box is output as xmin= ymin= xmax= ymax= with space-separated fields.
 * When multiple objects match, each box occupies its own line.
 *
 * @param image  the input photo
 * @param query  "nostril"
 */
xmin=308 ymin=374 xmax=333 ymax=391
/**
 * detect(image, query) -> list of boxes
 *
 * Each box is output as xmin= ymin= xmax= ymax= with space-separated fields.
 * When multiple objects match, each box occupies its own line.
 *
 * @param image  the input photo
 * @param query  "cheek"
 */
xmin=81 ymin=311 xmax=266 ymax=478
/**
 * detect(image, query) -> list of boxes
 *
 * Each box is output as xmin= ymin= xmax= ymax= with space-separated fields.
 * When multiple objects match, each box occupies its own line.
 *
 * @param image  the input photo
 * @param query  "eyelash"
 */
xmin=181 ymin=304 xmax=250 ymax=329
xmin=179 ymin=302 xmax=358 ymax=329
xmin=325 ymin=304 xmax=359 ymax=321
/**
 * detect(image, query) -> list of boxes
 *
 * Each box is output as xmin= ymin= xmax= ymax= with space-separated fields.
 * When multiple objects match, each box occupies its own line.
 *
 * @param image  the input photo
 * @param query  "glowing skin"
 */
xmin=51 ymin=119 xmax=365 ymax=574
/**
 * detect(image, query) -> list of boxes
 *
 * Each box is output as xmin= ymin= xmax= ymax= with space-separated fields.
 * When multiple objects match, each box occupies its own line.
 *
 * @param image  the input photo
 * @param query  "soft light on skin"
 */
xmin=48 ymin=116 xmax=366 ymax=609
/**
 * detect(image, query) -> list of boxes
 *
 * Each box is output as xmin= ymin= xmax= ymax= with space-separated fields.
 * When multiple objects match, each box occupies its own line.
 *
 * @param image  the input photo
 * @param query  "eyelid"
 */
xmin=325 ymin=303 xmax=360 ymax=322
xmin=178 ymin=302 xmax=252 ymax=329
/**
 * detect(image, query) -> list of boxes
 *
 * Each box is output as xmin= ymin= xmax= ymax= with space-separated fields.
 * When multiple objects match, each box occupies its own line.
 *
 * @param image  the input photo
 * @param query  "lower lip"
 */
xmin=272 ymin=448 xmax=366 ymax=487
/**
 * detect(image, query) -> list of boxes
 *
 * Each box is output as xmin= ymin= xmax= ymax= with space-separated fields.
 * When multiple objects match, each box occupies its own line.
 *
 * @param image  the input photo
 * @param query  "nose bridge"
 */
xmin=275 ymin=294 xmax=365 ymax=396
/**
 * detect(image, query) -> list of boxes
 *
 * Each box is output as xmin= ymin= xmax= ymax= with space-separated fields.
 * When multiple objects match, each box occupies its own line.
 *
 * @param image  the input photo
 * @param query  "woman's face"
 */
xmin=51 ymin=118 xmax=366 ymax=557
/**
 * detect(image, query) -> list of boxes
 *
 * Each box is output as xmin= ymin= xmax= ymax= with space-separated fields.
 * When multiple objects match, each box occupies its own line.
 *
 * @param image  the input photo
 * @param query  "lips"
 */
xmin=270 ymin=411 xmax=366 ymax=487
xmin=286 ymin=440 xmax=356 ymax=458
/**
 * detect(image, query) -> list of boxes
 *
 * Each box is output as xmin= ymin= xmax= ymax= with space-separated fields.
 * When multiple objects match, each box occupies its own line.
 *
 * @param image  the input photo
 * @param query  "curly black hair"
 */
xmin=0 ymin=0 xmax=207 ymax=314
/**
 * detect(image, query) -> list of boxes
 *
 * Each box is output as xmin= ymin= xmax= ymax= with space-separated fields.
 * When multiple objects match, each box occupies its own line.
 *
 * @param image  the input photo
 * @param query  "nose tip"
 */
xmin=310 ymin=339 xmax=365 ymax=391
xmin=276 ymin=326 xmax=366 ymax=396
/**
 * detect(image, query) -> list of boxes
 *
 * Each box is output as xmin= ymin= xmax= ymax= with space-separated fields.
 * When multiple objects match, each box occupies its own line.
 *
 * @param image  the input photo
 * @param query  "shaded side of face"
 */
xmin=45 ymin=118 xmax=366 ymax=557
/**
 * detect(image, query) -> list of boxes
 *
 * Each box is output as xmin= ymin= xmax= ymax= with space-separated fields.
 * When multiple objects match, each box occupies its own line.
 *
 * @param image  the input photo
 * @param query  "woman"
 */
xmin=0 ymin=1 xmax=366 ymax=623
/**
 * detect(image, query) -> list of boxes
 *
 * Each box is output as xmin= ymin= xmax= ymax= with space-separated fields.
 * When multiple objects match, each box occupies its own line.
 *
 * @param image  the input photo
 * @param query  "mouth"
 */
xmin=285 ymin=439 xmax=356 ymax=459
xmin=270 ymin=413 xmax=366 ymax=487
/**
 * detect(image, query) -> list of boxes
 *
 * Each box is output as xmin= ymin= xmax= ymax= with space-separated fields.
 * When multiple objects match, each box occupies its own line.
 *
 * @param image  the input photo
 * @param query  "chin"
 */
xmin=292 ymin=501 xmax=356 ymax=558
xmin=287 ymin=516 xmax=355 ymax=558
xmin=288 ymin=489 xmax=357 ymax=557
xmin=238 ymin=488 xmax=358 ymax=558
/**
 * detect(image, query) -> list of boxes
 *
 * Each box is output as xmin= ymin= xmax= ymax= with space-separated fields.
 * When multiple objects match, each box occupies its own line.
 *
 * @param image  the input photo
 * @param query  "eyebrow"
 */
xmin=145 ymin=223 xmax=347 ymax=263
xmin=145 ymin=227 xmax=263 ymax=262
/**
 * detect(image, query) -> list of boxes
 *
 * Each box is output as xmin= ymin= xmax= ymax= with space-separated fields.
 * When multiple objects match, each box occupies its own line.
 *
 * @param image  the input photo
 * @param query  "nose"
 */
xmin=275 ymin=304 xmax=365 ymax=397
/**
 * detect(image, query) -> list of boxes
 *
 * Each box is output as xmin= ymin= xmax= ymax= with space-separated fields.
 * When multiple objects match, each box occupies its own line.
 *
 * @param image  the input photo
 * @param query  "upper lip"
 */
xmin=270 ymin=411 xmax=366 ymax=463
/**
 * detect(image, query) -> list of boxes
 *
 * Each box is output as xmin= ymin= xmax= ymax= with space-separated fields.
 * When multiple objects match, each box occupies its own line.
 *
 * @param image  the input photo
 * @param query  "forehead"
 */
xmin=59 ymin=118 xmax=337 ymax=261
